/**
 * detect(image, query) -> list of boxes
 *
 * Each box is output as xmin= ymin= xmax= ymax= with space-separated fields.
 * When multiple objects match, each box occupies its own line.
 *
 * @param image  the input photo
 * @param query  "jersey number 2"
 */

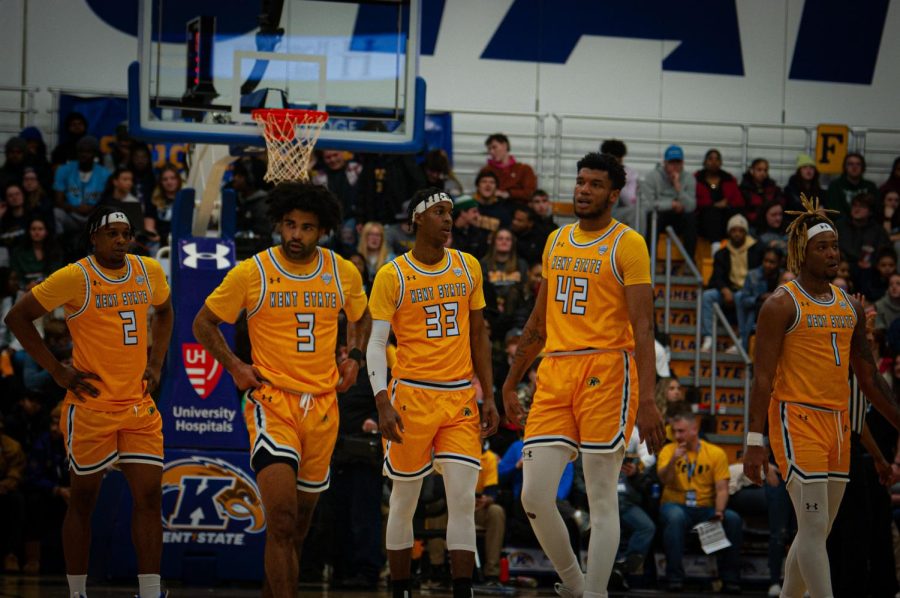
xmin=119 ymin=310 xmax=138 ymax=345
xmin=555 ymin=275 xmax=588 ymax=315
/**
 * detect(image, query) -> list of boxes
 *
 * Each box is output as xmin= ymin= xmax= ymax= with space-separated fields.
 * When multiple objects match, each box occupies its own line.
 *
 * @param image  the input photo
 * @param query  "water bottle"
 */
xmin=499 ymin=553 xmax=510 ymax=583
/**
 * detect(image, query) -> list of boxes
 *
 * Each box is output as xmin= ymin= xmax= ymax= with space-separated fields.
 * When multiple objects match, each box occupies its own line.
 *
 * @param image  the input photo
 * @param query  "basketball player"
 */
xmin=5 ymin=206 xmax=173 ymax=598
xmin=366 ymin=188 xmax=499 ymax=598
xmin=192 ymin=183 xmax=370 ymax=598
xmin=502 ymin=152 xmax=665 ymax=598
xmin=743 ymin=195 xmax=900 ymax=598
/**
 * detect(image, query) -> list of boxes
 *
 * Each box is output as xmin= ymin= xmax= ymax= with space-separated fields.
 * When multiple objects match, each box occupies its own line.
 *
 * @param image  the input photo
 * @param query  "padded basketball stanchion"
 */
xmin=251 ymin=108 xmax=329 ymax=183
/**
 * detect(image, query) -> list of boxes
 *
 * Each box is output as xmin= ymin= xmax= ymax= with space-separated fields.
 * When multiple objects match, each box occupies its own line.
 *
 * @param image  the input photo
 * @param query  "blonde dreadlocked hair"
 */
xmin=784 ymin=193 xmax=839 ymax=274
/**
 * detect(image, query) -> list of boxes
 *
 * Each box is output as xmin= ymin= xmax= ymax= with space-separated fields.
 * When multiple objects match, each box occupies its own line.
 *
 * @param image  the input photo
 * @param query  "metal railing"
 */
xmin=662 ymin=226 xmax=702 ymax=389
xmin=46 ymin=87 xmax=129 ymax=151
xmin=710 ymin=302 xmax=752 ymax=423
xmin=0 ymin=85 xmax=39 ymax=146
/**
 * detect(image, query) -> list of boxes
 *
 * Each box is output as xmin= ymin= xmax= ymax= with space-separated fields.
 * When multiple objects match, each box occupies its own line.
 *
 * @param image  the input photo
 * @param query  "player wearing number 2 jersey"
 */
xmin=5 ymin=206 xmax=173 ymax=598
xmin=193 ymin=183 xmax=370 ymax=598
xmin=367 ymin=188 xmax=498 ymax=598
xmin=502 ymin=153 xmax=665 ymax=598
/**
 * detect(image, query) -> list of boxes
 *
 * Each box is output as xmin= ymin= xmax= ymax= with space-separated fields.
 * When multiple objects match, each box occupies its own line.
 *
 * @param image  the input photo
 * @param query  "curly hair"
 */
xmin=576 ymin=152 xmax=626 ymax=191
xmin=266 ymin=182 xmax=342 ymax=233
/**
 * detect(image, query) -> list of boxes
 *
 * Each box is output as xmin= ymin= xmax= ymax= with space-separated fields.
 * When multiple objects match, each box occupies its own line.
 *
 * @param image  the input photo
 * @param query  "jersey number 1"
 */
xmin=831 ymin=332 xmax=840 ymax=366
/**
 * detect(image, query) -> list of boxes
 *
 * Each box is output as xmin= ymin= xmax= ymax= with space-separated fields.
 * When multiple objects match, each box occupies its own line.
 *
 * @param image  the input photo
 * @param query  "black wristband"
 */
xmin=348 ymin=348 xmax=364 ymax=364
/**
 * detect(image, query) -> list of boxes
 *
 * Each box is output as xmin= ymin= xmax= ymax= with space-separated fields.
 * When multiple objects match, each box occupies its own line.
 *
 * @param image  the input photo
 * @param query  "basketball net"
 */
xmin=251 ymin=109 xmax=329 ymax=184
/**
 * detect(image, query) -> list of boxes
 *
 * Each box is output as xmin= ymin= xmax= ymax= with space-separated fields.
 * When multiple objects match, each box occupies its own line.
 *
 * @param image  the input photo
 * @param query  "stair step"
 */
xmin=665 ymin=325 xmax=732 ymax=337
xmin=678 ymin=376 xmax=745 ymax=389
xmin=655 ymin=275 xmax=701 ymax=286
xmin=655 ymin=299 xmax=696 ymax=310
xmin=705 ymin=434 xmax=744 ymax=445
xmin=670 ymin=351 xmax=747 ymax=363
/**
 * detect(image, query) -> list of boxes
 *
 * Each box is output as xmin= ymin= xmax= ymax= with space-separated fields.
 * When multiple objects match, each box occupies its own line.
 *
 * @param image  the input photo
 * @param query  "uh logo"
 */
xmin=161 ymin=456 xmax=266 ymax=545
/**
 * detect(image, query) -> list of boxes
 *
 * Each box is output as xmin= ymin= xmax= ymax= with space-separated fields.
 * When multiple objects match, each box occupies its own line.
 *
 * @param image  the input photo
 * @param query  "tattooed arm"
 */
xmin=501 ymin=279 xmax=548 ymax=426
xmin=848 ymin=296 xmax=900 ymax=431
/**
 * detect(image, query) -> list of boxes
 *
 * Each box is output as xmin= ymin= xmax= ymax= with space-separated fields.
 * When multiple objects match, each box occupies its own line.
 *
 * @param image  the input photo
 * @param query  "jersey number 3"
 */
xmin=295 ymin=313 xmax=315 ymax=352
xmin=424 ymin=302 xmax=459 ymax=338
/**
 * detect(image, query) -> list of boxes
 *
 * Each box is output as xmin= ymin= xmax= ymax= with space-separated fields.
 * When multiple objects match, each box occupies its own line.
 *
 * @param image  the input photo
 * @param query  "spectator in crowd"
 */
xmin=21 ymin=168 xmax=55 ymax=233
xmin=0 ymin=417 xmax=25 ymax=573
xmin=640 ymin=144 xmax=697 ymax=259
xmin=836 ymin=193 xmax=889 ymax=275
xmin=102 ymin=124 xmax=133 ymax=171
xmin=451 ymin=195 xmax=489 ymax=258
xmin=422 ymin=149 xmax=463 ymax=198
xmin=23 ymin=401 xmax=69 ymax=575
xmin=49 ymin=112 xmax=87 ymax=167
xmin=602 ymin=139 xmax=640 ymax=229
xmin=52 ymin=136 xmax=109 ymax=234
xmin=100 ymin=168 xmax=140 ymax=206
xmin=529 ymin=189 xmax=557 ymax=237
xmin=230 ymin=158 xmax=271 ymax=257
xmin=357 ymin=151 xmax=425 ymax=224
xmin=482 ymin=133 xmax=537 ymax=203
xmin=128 ymin=142 xmax=157 ymax=209
xmin=513 ymin=262 xmax=543 ymax=330
xmin=509 ymin=206 xmax=546 ymax=265
xmin=754 ymin=200 xmax=788 ymax=252
xmin=4 ymin=391 xmax=47 ymax=455
xmin=858 ymin=246 xmax=897 ymax=302
xmin=384 ymin=210 xmax=417 ymax=257
xmin=880 ymin=156 xmax=900 ymax=199
xmin=312 ymin=150 xmax=362 ymax=226
xmin=480 ymin=228 xmax=527 ymax=317
xmin=0 ymin=137 xmax=28 ymax=191
xmin=694 ymin=149 xmax=743 ymax=242
xmin=473 ymin=170 xmax=512 ymax=230
xmin=826 ymin=153 xmax=878 ymax=220
xmin=735 ymin=247 xmax=783 ymax=350
xmin=700 ymin=214 xmax=762 ymax=352
xmin=11 ymin=216 xmax=63 ymax=291
xmin=614 ymin=434 xmax=656 ymax=587
xmin=783 ymin=153 xmax=823 ymax=215
xmin=18 ymin=127 xmax=52 ymax=191
xmin=657 ymin=411 xmax=742 ymax=592
xmin=0 ymin=184 xmax=32 ymax=251
xmin=876 ymin=190 xmax=900 ymax=252
xmin=143 ymin=164 xmax=183 ymax=250
xmin=654 ymin=377 xmax=684 ymax=421
xmin=357 ymin=222 xmax=394 ymax=286
xmin=875 ymin=272 xmax=900 ymax=333
xmin=739 ymin=158 xmax=782 ymax=228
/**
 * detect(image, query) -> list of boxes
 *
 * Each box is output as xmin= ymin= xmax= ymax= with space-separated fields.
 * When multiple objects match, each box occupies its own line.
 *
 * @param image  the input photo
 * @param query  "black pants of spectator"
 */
xmin=0 ymin=490 xmax=25 ymax=557
xmin=864 ymin=455 xmax=899 ymax=597
xmin=828 ymin=434 xmax=873 ymax=597
xmin=696 ymin=206 xmax=734 ymax=242
xmin=323 ymin=462 xmax=384 ymax=586
xmin=646 ymin=210 xmax=697 ymax=262
xmin=25 ymin=489 xmax=67 ymax=572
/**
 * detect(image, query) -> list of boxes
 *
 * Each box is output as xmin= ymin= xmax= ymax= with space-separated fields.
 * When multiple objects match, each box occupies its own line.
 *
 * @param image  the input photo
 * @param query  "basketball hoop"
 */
xmin=251 ymin=109 xmax=329 ymax=183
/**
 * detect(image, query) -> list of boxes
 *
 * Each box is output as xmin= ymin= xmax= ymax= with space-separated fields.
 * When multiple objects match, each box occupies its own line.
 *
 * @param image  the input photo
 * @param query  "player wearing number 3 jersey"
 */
xmin=502 ymin=153 xmax=665 ymax=598
xmin=367 ymin=188 xmax=498 ymax=598
xmin=193 ymin=183 xmax=370 ymax=598
xmin=5 ymin=206 xmax=173 ymax=598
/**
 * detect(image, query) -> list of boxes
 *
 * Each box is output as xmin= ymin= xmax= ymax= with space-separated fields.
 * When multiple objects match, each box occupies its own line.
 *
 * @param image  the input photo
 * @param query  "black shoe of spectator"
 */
xmin=608 ymin=566 xmax=629 ymax=591
xmin=623 ymin=553 xmax=644 ymax=575
xmin=722 ymin=582 xmax=742 ymax=595
xmin=667 ymin=580 xmax=684 ymax=592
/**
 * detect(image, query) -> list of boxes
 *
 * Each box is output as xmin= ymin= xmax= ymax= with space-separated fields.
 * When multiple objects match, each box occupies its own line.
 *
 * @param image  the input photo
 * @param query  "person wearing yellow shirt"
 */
xmin=193 ymin=183 xmax=370 ymax=598
xmin=5 ymin=206 xmax=173 ymax=598
xmin=657 ymin=412 xmax=742 ymax=593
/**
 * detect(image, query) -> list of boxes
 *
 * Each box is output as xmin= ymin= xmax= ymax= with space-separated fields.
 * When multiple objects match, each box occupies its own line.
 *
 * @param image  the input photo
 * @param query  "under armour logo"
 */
xmin=406 ymin=274 xmax=417 ymax=281
xmin=798 ymin=413 xmax=809 ymax=421
xmin=805 ymin=502 xmax=818 ymax=511
xmin=523 ymin=450 xmax=533 ymax=459
xmin=269 ymin=276 xmax=281 ymax=284
xmin=181 ymin=242 xmax=231 ymax=270
xmin=92 ymin=279 xmax=101 ymax=286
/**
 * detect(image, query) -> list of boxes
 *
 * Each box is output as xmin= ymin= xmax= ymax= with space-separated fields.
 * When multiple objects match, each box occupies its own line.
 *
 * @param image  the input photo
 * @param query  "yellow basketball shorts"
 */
xmin=61 ymin=396 xmax=164 ymax=476
xmin=244 ymin=384 xmax=339 ymax=493
xmin=768 ymin=399 xmax=850 ymax=484
xmin=382 ymin=378 xmax=482 ymax=480
xmin=524 ymin=350 xmax=638 ymax=456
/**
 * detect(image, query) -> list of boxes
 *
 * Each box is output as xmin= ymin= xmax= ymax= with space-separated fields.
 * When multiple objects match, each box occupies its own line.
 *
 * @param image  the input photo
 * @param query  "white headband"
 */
xmin=807 ymin=222 xmax=834 ymax=240
xmin=413 ymin=192 xmax=453 ymax=215
xmin=90 ymin=211 xmax=131 ymax=234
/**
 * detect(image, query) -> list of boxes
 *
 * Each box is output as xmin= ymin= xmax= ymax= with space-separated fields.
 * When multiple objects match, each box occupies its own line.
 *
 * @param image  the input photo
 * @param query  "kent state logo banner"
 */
xmin=182 ymin=343 xmax=223 ymax=399
xmin=161 ymin=456 xmax=266 ymax=546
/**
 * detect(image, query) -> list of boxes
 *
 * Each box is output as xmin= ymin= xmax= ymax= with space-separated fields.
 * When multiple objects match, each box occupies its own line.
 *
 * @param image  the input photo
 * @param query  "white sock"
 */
xmin=583 ymin=449 xmax=624 ymax=597
xmin=784 ymin=479 xmax=837 ymax=598
xmin=521 ymin=445 xmax=583 ymax=596
xmin=67 ymin=574 xmax=87 ymax=596
xmin=138 ymin=573 xmax=161 ymax=598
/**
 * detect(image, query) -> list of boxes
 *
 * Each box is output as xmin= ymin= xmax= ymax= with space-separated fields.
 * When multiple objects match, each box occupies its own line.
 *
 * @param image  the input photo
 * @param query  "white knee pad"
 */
xmin=442 ymin=462 xmax=479 ymax=552
xmin=386 ymin=478 xmax=423 ymax=551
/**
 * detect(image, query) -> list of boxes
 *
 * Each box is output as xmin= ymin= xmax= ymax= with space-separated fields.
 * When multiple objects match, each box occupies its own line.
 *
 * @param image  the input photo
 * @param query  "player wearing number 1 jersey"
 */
xmin=367 ymin=188 xmax=498 ymax=598
xmin=502 ymin=153 xmax=664 ymax=598
xmin=193 ymin=183 xmax=370 ymax=598
xmin=5 ymin=206 xmax=173 ymax=598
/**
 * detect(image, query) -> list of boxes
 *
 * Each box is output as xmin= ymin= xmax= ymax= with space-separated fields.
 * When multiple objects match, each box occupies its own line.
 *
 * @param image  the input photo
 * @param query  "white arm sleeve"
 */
xmin=366 ymin=319 xmax=391 ymax=395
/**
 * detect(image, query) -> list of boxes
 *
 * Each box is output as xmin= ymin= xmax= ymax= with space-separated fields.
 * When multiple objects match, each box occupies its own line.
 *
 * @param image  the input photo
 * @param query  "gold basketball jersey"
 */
xmin=542 ymin=221 xmax=650 ymax=353
xmin=772 ymin=281 xmax=856 ymax=410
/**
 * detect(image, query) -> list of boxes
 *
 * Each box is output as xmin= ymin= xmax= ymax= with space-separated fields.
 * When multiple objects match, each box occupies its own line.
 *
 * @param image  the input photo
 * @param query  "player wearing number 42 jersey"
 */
xmin=367 ymin=188 xmax=499 ymax=598
xmin=193 ymin=183 xmax=370 ymax=598
xmin=5 ymin=206 xmax=173 ymax=598
xmin=502 ymin=153 xmax=665 ymax=598
xmin=744 ymin=195 xmax=900 ymax=598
